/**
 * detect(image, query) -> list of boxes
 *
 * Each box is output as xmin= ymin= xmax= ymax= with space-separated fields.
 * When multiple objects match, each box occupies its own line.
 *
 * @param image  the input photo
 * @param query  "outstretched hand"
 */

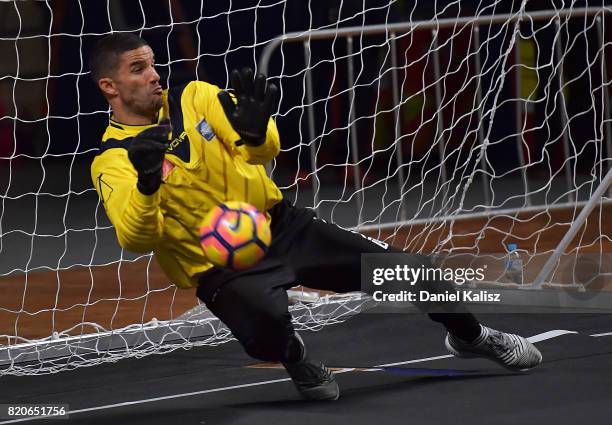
xmin=218 ymin=67 xmax=279 ymax=146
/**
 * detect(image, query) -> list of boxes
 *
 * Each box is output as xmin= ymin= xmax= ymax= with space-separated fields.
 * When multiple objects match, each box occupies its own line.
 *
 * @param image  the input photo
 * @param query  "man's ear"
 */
xmin=98 ymin=77 xmax=118 ymax=97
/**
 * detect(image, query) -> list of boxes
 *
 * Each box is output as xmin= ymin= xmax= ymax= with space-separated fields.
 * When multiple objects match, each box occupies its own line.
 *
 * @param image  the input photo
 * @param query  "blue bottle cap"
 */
xmin=507 ymin=243 xmax=517 ymax=251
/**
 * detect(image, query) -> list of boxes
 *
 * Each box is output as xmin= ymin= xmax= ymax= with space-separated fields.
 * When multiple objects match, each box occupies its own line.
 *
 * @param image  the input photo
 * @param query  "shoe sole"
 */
xmin=296 ymin=380 xmax=340 ymax=401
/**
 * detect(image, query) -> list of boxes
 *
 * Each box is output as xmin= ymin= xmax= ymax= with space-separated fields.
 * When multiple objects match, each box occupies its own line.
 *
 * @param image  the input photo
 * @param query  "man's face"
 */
xmin=109 ymin=45 xmax=163 ymax=117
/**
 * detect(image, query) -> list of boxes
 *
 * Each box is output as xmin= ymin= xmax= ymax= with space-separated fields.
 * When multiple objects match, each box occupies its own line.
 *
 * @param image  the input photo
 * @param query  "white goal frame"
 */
xmin=258 ymin=5 xmax=612 ymax=288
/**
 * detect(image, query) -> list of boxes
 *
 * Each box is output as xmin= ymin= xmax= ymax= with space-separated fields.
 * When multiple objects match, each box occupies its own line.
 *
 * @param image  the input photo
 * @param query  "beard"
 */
xmin=130 ymin=94 xmax=163 ymax=121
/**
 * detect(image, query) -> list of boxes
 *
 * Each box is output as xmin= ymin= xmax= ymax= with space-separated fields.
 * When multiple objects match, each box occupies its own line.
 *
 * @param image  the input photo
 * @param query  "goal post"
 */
xmin=260 ymin=5 xmax=611 ymax=223
xmin=1 ymin=2 xmax=611 ymax=376
xmin=259 ymin=4 xmax=612 ymax=295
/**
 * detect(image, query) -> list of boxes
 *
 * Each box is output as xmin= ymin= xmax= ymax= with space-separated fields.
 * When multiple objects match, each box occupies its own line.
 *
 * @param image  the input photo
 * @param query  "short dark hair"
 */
xmin=89 ymin=33 xmax=149 ymax=82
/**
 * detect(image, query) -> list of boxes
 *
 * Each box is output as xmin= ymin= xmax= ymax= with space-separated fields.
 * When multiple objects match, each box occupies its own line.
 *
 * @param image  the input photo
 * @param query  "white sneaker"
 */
xmin=445 ymin=325 xmax=542 ymax=371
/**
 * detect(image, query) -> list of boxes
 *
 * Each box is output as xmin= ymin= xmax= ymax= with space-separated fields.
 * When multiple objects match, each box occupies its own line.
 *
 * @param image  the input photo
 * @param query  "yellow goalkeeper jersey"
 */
xmin=90 ymin=81 xmax=283 ymax=289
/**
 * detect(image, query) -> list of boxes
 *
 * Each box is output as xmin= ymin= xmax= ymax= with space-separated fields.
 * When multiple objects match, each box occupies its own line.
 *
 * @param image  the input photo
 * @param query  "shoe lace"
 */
xmin=486 ymin=331 xmax=513 ymax=355
xmin=284 ymin=358 xmax=332 ymax=386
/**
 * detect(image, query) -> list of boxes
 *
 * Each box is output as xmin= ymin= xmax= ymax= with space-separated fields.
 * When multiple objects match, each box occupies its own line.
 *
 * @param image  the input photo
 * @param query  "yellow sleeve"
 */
xmin=91 ymin=149 xmax=164 ymax=253
xmin=190 ymin=81 xmax=280 ymax=165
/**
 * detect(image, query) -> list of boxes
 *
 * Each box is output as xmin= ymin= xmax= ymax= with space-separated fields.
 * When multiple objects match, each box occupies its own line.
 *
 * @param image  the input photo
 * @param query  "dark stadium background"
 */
xmin=0 ymin=0 xmax=607 ymax=188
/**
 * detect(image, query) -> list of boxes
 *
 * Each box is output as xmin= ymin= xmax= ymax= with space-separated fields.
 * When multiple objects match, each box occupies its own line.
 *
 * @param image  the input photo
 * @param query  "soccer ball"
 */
xmin=198 ymin=202 xmax=271 ymax=269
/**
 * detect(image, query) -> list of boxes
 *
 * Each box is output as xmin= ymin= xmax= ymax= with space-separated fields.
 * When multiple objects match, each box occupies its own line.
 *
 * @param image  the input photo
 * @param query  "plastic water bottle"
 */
xmin=505 ymin=243 xmax=524 ymax=285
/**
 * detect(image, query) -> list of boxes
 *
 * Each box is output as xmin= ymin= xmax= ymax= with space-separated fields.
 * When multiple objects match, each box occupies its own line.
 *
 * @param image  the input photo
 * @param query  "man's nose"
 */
xmin=150 ymin=66 xmax=160 ymax=82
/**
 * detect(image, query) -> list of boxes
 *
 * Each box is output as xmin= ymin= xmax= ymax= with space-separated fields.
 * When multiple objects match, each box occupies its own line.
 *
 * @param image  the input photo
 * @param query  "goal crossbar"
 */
xmin=260 ymin=7 xmax=608 ymax=74
xmin=259 ymin=6 xmax=611 ymax=217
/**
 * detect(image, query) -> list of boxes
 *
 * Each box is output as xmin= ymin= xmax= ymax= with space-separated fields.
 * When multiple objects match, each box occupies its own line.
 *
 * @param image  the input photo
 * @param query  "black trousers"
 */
xmin=196 ymin=200 xmax=479 ymax=362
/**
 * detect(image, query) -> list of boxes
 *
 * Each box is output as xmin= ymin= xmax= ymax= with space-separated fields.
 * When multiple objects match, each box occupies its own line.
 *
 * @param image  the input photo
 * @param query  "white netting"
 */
xmin=0 ymin=1 xmax=611 ymax=375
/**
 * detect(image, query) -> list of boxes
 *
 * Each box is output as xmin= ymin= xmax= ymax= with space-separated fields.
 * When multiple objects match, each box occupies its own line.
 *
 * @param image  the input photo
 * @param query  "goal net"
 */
xmin=1 ymin=1 xmax=610 ymax=376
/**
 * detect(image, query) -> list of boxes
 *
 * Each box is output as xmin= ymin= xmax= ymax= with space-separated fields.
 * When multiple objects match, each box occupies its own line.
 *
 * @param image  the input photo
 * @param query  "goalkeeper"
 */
xmin=89 ymin=34 xmax=542 ymax=401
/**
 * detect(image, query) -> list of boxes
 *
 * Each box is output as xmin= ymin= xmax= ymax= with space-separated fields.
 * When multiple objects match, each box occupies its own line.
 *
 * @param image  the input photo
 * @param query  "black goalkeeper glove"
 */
xmin=127 ymin=123 xmax=170 ymax=195
xmin=217 ymin=67 xmax=279 ymax=147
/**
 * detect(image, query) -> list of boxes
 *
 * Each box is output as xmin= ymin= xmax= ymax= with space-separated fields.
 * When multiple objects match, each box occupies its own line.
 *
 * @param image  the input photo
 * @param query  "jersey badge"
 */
xmin=196 ymin=119 xmax=216 ymax=141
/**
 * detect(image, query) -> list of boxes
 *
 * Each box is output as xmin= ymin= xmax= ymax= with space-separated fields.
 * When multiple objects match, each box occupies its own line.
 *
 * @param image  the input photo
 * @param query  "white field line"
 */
xmin=0 ymin=329 xmax=580 ymax=424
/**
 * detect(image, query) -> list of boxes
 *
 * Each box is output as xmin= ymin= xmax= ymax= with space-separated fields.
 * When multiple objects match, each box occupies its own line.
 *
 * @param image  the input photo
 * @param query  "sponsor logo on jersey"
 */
xmin=164 ymin=130 xmax=190 ymax=163
xmin=196 ymin=119 xmax=216 ymax=141
xmin=167 ymin=130 xmax=188 ymax=151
